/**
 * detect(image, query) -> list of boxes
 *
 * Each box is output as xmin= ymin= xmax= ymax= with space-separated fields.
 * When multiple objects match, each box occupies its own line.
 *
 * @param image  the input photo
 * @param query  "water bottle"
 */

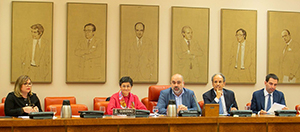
xmin=167 ymin=100 xmax=177 ymax=117
xmin=61 ymin=100 xmax=72 ymax=118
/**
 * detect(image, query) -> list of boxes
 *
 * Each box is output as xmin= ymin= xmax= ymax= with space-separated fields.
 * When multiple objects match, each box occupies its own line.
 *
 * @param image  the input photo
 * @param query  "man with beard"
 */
xmin=157 ymin=74 xmax=199 ymax=114
xmin=251 ymin=74 xmax=288 ymax=114
xmin=203 ymin=73 xmax=238 ymax=115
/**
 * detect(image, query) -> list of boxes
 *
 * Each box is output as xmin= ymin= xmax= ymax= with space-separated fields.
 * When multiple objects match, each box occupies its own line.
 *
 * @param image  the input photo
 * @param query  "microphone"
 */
xmin=193 ymin=95 xmax=202 ymax=114
xmin=178 ymin=95 xmax=201 ymax=117
xmin=228 ymin=104 xmax=234 ymax=112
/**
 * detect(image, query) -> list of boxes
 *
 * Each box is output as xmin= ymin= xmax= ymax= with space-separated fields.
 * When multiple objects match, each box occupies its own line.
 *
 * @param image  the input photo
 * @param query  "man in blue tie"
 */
xmin=202 ymin=73 xmax=238 ymax=114
xmin=251 ymin=74 xmax=288 ymax=114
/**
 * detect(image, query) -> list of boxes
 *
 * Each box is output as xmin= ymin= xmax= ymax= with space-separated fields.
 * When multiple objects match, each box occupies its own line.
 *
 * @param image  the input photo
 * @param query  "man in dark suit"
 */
xmin=74 ymin=23 xmax=104 ymax=81
xmin=203 ymin=73 xmax=238 ymax=114
xmin=157 ymin=74 xmax=199 ymax=114
xmin=251 ymin=74 xmax=288 ymax=114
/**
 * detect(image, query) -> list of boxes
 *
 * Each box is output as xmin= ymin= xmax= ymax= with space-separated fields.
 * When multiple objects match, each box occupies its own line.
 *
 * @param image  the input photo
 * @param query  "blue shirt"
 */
xmin=172 ymin=89 xmax=185 ymax=108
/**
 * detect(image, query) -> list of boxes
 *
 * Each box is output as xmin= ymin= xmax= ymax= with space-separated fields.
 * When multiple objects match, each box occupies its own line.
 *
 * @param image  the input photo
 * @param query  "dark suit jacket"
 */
xmin=250 ymin=88 xmax=286 ymax=114
xmin=157 ymin=88 xmax=199 ymax=114
xmin=202 ymin=88 xmax=238 ymax=113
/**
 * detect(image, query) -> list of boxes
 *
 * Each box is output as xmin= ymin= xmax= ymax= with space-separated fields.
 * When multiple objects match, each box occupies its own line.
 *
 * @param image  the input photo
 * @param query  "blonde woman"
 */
xmin=4 ymin=75 xmax=42 ymax=116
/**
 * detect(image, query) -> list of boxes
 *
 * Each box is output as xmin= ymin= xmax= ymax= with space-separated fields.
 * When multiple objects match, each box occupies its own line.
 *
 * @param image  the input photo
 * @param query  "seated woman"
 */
xmin=107 ymin=76 xmax=147 ymax=115
xmin=5 ymin=75 xmax=42 ymax=116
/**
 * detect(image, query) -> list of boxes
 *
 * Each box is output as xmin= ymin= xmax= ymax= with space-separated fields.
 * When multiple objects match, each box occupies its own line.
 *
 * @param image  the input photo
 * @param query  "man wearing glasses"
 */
xmin=74 ymin=23 xmax=103 ymax=80
xmin=157 ymin=74 xmax=199 ymax=114
xmin=223 ymin=28 xmax=255 ymax=82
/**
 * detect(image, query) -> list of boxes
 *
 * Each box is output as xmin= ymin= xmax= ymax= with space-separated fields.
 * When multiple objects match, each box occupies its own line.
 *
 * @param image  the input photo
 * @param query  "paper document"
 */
xmin=18 ymin=116 xmax=29 ymax=119
xmin=267 ymin=102 xmax=286 ymax=113
xmin=72 ymin=115 xmax=80 ymax=118
xmin=150 ymin=113 xmax=163 ymax=117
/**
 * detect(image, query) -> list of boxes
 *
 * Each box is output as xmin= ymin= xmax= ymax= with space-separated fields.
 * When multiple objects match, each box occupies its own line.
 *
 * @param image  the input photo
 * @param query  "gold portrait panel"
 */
xmin=66 ymin=3 xmax=107 ymax=83
xmin=11 ymin=2 xmax=53 ymax=83
xmin=119 ymin=5 xmax=159 ymax=83
xmin=268 ymin=11 xmax=300 ymax=84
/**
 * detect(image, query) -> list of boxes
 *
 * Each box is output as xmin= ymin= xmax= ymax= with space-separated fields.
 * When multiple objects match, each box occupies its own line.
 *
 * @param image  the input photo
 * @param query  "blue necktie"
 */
xmin=266 ymin=94 xmax=271 ymax=111
xmin=219 ymin=98 xmax=224 ymax=114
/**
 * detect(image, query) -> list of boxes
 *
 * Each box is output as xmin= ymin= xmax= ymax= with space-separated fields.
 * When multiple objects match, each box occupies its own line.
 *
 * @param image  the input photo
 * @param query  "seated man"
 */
xmin=203 ymin=73 xmax=238 ymax=114
xmin=251 ymin=73 xmax=288 ymax=114
xmin=157 ymin=74 xmax=199 ymax=114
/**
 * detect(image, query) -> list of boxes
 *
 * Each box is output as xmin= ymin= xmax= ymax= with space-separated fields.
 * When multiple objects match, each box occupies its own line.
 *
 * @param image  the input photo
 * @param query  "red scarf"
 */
xmin=119 ymin=91 xmax=135 ymax=109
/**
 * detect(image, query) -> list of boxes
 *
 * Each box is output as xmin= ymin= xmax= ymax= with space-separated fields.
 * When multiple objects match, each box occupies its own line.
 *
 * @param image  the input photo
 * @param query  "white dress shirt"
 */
xmin=235 ymin=40 xmax=246 ymax=69
xmin=172 ymin=90 xmax=185 ymax=108
xmin=31 ymin=39 xmax=41 ymax=66
xmin=136 ymin=37 xmax=143 ymax=47
xmin=264 ymin=88 xmax=273 ymax=111
xmin=184 ymin=38 xmax=191 ymax=54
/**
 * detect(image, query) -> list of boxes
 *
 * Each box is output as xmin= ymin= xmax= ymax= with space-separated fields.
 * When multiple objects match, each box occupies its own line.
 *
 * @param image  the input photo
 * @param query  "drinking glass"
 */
xmin=153 ymin=106 xmax=159 ymax=117
xmin=50 ymin=106 xmax=57 ymax=116
xmin=297 ymin=106 xmax=300 ymax=116
xmin=245 ymin=105 xmax=250 ymax=110
xmin=100 ymin=106 xmax=106 ymax=114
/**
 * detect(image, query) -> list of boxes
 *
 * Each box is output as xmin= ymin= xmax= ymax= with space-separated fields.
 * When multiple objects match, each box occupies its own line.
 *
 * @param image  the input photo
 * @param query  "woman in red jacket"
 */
xmin=107 ymin=76 xmax=147 ymax=115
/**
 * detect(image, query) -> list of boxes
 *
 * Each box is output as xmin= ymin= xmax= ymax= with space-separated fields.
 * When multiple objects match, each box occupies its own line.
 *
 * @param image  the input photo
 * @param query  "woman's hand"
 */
xmin=33 ymin=106 xmax=39 ymax=112
xmin=23 ymin=106 xmax=33 ymax=113
xmin=23 ymin=106 xmax=39 ymax=113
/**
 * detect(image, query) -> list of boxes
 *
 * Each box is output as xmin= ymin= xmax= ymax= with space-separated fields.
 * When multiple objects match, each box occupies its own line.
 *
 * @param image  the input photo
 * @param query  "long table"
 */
xmin=1 ymin=115 xmax=300 ymax=132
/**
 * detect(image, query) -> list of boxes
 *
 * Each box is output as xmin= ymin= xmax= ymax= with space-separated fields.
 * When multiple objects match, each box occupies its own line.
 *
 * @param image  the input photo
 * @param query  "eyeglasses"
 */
xmin=23 ymin=82 xmax=32 ymax=86
xmin=84 ymin=30 xmax=94 ymax=32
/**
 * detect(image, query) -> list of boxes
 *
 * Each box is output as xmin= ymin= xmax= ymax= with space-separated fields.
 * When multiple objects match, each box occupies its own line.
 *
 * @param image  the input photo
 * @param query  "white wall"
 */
xmin=1 ymin=0 xmax=300 ymax=111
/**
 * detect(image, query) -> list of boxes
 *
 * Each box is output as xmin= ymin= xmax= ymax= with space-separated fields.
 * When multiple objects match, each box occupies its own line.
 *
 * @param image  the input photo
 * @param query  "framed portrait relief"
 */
xmin=11 ymin=1 xmax=53 ymax=83
xmin=66 ymin=3 xmax=107 ymax=83
xmin=221 ymin=9 xmax=257 ymax=84
xmin=171 ymin=6 xmax=209 ymax=84
xmin=119 ymin=5 xmax=159 ymax=83
xmin=268 ymin=11 xmax=300 ymax=84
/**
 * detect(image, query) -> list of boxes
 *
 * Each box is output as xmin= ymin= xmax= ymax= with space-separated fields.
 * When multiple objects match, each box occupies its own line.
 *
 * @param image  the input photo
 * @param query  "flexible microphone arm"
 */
xmin=193 ymin=95 xmax=202 ymax=114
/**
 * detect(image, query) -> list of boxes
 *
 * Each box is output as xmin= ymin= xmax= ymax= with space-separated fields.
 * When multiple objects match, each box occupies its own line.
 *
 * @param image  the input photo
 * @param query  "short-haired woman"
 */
xmin=107 ymin=76 xmax=147 ymax=115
